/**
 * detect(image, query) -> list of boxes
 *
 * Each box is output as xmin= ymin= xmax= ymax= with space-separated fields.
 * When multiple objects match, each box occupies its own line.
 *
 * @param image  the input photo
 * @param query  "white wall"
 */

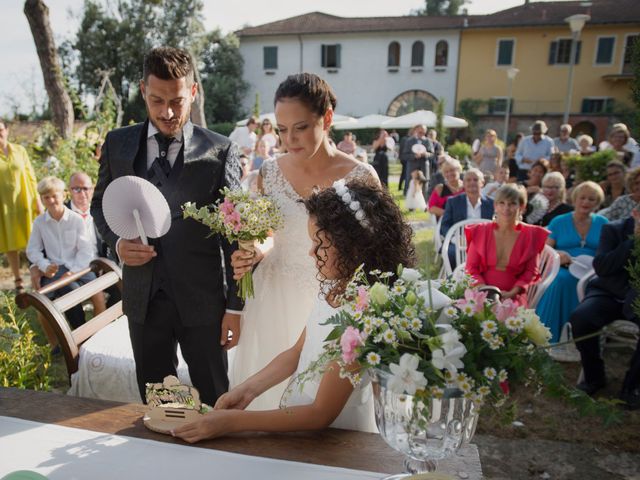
xmin=239 ymin=29 xmax=461 ymax=118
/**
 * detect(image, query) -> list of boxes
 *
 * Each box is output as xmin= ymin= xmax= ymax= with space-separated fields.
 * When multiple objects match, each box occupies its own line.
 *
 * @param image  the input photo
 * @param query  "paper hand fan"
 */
xmin=102 ymin=176 xmax=171 ymax=245
xmin=412 ymin=143 xmax=427 ymax=155
xmin=568 ymin=255 xmax=594 ymax=280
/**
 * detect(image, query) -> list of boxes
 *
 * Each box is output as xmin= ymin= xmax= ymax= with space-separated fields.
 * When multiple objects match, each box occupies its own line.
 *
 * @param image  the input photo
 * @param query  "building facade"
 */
xmin=236 ymin=13 xmax=463 ymax=117
xmin=457 ymin=0 xmax=639 ymax=141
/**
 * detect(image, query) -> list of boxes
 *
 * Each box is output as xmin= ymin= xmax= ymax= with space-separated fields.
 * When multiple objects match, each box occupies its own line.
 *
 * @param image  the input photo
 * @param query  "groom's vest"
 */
xmin=133 ymin=132 xmax=185 ymax=301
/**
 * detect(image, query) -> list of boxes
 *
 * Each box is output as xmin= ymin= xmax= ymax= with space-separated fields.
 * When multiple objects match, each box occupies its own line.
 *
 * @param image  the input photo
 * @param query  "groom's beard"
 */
xmin=147 ymin=106 xmax=191 ymax=138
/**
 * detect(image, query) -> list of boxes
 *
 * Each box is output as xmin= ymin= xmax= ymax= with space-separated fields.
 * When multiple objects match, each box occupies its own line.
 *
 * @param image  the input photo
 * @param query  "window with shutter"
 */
xmin=388 ymin=42 xmax=400 ymax=67
xmin=411 ymin=41 xmax=424 ymax=67
xmin=321 ymin=44 xmax=341 ymax=68
xmin=263 ymin=46 xmax=278 ymax=70
xmin=595 ymin=37 xmax=615 ymax=64
xmin=497 ymin=39 xmax=514 ymax=66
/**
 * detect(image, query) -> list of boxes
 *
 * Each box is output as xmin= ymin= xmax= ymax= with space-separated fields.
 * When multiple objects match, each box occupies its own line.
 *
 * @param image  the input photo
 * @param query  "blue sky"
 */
xmin=1 ymin=0 xmax=569 ymax=116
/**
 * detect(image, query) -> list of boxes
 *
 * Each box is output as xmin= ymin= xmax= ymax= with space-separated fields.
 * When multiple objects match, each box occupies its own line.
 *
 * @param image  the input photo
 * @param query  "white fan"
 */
xmin=412 ymin=143 xmax=427 ymax=155
xmin=102 ymin=176 xmax=171 ymax=245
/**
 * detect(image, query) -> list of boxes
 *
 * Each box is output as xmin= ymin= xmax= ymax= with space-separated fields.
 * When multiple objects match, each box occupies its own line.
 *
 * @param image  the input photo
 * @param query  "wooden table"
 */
xmin=0 ymin=388 xmax=482 ymax=478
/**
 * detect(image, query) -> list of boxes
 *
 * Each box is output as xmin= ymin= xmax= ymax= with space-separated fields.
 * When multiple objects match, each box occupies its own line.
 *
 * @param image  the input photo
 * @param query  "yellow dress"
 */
xmin=0 ymin=143 xmax=39 ymax=253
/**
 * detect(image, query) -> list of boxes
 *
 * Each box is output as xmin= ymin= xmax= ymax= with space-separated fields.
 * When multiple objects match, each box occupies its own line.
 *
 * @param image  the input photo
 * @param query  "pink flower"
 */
xmin=499 ymin=380 xmax=510 ymax=395
xmin=340 ymin=326 xmax=363 ymax=364
xmin=220 ymin=198 xmax=235 ymax=216
xmin=355 ymin=286 xmax=369 ymax=312
xmin=492 ymin=299 xmax=519 ymax=323
xmin=455 ymin=289 xmax=486 ymax=315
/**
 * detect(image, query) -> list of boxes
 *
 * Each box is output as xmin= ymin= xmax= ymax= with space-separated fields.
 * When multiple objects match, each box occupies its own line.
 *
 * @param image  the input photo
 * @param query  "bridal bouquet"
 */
xmin=317 ymin=266 xmax=616 ymax=418
xmin=183 ymin=188 xmax=284 ymax=300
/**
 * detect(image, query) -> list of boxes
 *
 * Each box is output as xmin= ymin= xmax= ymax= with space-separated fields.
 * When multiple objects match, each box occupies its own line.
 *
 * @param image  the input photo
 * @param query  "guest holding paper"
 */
xmin=535 ymin=182 xmax=607 ymax=342
xmin=91 ymin=47 xmax=243 ymax=405
xmin=465 ymin=184 xmax=548 ymax=307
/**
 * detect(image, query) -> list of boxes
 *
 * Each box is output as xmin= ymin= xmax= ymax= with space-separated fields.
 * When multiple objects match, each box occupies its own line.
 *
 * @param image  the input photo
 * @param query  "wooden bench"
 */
xmin=15 ymin=258 xmax=123 ymax=381
xmin=16 ymin=258 xmax=191 ymax=403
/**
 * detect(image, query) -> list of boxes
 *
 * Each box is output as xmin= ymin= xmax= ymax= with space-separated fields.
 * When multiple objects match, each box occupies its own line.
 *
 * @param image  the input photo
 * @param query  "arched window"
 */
xmin=411 ymin=41 xmax=424 ymax=67
xmin=388 ymin=42 xmax=401 ymax=67
xmin=435 ymin=40 xmax=448 ymax=67
xmin=387 ymin=90 xmax=438 ymax=116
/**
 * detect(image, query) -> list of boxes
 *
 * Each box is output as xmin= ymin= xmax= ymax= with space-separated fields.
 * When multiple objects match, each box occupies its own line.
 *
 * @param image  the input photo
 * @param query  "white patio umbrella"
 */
xmin=382 ymin=110 xmax=438 ymax=129
xmin=333 ymin=114 xmax=393 ymax=130
xmin=443 ymin=115 xmax=469 ymax=128
xmin=236 ymin=112 xmax=357 ymax=128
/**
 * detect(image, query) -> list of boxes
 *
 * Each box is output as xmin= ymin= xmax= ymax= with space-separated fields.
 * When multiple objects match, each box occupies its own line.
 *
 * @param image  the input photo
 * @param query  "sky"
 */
xmin=1 ymin=0 xmax=572 ymax=117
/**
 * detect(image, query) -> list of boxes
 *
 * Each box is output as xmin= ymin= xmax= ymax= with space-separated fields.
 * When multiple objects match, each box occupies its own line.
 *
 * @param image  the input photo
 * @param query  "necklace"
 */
xmin=572 ymin=214 xmax=591 ymax=248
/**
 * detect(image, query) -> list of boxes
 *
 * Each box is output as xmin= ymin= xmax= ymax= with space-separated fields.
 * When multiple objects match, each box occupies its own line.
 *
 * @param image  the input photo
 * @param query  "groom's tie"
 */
xmin=149 ymin=133 xmax=174 ymax=180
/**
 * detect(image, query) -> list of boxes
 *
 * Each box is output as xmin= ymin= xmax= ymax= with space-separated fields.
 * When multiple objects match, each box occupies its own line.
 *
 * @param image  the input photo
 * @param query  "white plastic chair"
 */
xmin=441 ymin=219 xmax=491 ymax=277
xmin=526 ymin=244 xmax=561 ymax=309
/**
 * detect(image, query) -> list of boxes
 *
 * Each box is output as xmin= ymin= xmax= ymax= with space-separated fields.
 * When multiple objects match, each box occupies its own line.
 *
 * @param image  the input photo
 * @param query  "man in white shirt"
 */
xmin=229 ymin=117 xmax=258 ymax=156
xmin=515 ymin=120 xmax=554 ymax=181
xmin=26 ymin=176 xmax=99 ymax=328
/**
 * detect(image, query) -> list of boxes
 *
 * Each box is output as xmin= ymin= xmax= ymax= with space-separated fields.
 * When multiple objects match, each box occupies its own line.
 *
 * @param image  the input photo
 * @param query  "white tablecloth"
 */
xmin=0 ymin=416 xmax=382 ymax=480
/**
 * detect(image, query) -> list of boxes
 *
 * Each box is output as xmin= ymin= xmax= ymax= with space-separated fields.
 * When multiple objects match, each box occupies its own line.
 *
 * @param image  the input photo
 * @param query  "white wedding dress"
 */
xmin=229 ymin=158 xmax=375 ymax=410
xmin=280 ymin=298 xmax=378 ymax=433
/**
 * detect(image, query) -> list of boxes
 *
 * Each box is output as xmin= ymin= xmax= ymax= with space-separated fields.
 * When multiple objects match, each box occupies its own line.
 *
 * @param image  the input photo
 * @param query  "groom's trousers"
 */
xmin=128 ymin=288 xmax=228 ymax=405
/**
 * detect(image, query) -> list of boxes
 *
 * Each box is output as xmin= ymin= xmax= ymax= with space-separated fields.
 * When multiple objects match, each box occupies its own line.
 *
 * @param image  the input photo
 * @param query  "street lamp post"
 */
xmin=563 ymin=14 xmax=590 ymax=124
xmin=503 ymin=67 xmax=519 ymax=145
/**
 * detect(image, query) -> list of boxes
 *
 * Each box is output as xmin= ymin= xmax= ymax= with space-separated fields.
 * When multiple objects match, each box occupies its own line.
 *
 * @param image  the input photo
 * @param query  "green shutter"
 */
xmin=548 ymin=41 xmax=557 ymax=65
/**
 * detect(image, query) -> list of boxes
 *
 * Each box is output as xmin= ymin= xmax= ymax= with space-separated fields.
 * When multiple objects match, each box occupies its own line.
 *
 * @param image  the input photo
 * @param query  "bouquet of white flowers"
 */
xmin=183 ymin=188 xmax=284 ymax=300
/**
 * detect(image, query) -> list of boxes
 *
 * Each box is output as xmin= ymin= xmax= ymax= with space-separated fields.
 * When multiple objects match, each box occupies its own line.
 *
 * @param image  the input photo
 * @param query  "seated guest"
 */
xmin=577 ymin=134 xmax=595 ymax=156
xmin=570 ymin=207 xmax=640 ymax=408
xmin=428 ymin=157 xmax=464 ymax=218
xmin=600 ymin=160 xmax=627 ymax=208
xmin=560 ymin=156 xmax=576 ymax=190
xmin=506 ymin=133 xmax=524 ymax=182
xmin=26 ymin=176 xmax=96 ymax=329
xmin=521 ymin=159 xmax=549 ymax=198
xmin=601 ymin=124 xmax=639 ymax=167
xmin=440 ymin=168 xmax=494 ymax=269
xmin=602 ymin=166 xmax=640 ymax=221
xmin=536 ymin=182 xmax=607 ymax=342
xmin=482 ymin=162 xmax=509 ymax=200
xmin=465 ymin=184 xmax=549 ymax=307
xmin=426 ymin=154 xmax=446 ymax=198
xmin=529 ymin=172 xmax=573 ymax=227
xmin=553 ymin=124 xmax=579 ymax=154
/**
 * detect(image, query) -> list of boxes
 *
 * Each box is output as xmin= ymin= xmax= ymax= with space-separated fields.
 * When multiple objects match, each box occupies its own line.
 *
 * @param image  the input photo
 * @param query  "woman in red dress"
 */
xmin=465 ymin=184 xmax=549 ymax=306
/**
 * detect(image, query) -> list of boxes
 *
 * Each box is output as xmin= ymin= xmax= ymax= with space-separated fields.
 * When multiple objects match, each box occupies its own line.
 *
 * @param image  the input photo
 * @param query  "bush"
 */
xmin=448 ymin=141 xmax=473 ymax=162
xmin=0 ymin=293 xmax=51 ymax=390
xmin=210 ymin=122 xmax=237 ymax=138
xmin=566 ymin=149 xmax=617 ymax=183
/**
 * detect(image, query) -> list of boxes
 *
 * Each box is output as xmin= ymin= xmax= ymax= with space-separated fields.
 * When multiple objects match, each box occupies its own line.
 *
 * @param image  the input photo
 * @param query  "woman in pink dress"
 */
xmin=465 ymin=184 xmax=549 ymax=306
xmin=428 ymin=157 xmax=464 ymax=218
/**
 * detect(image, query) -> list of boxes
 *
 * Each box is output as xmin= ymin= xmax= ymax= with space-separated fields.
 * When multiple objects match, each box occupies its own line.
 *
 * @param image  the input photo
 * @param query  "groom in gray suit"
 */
xmin=91 ymin=47 xmax=244 ymax=405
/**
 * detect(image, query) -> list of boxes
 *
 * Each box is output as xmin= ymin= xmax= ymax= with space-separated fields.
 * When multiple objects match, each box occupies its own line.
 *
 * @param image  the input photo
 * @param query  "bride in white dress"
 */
xmin=173 ymin=179 xmax=416 ymax=443
xmin=228 ymin=73 xmax=377 ymax=410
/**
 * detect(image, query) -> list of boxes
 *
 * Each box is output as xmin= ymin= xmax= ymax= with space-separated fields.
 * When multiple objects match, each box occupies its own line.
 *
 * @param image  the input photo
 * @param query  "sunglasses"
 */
xmin=70 ymin=187 xmax=93 ymax=193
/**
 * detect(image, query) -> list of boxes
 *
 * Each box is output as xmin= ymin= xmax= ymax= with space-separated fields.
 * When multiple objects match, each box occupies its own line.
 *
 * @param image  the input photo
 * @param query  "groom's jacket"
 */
xmin=91 ymin=120 xmax=244 ymax=327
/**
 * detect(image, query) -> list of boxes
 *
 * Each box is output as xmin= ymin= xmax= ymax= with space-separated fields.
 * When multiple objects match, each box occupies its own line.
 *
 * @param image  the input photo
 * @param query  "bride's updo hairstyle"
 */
xmin=274 ymin=73 xmax=337 ymax=117
xmin=304 ymin=178 xmax=416 ymax=298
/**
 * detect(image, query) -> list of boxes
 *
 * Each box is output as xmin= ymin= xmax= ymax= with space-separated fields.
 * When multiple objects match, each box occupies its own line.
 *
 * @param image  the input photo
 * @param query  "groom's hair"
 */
xmin=143 ymin=47 xmax=194 ymax=84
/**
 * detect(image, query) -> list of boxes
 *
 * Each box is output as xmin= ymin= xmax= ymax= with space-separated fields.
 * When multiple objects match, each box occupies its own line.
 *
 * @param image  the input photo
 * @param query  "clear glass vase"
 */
xmin=372 ymin=369 xmax=479 ymax=479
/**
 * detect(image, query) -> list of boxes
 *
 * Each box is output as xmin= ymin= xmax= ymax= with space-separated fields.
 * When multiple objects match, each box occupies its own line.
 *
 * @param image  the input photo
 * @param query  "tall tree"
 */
xmin=24 ymin=0 xmax=74 ymax=138
xmin=69 ymin=0 xmax=205 ymax=123
xmin=631 ymin=37 xmax=640 ymax=140
xmin=414 ymin=0 xmax=468 ymax=16
xmin=200 ymin=31 xmax=248 ymax=124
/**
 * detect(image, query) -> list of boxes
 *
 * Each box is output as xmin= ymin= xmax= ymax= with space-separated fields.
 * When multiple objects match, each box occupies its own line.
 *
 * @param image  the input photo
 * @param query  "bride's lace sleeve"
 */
xmin=346 ymin=162 xmax=381 ymax=186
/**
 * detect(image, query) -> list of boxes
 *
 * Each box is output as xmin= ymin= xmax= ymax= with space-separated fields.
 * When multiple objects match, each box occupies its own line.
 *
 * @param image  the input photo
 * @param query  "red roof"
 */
xmin=235 ymin=1 xmax=639 ymax=37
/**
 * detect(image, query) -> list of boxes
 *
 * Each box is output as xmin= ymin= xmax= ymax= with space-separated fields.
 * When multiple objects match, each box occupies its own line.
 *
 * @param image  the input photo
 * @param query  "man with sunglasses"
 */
xmin=514 ymin=120 xmax=554 ymax=182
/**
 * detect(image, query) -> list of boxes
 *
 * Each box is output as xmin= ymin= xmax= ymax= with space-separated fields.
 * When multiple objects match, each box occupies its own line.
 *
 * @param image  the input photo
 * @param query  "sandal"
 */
xmin=14 ymin=277 xmax=25 ymax=294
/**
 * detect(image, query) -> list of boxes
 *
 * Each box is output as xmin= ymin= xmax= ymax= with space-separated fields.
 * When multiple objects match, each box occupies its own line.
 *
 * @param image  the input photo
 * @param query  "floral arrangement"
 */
xmin=183 ymin=188 xmax=284 ymax=299
xmin=315 ymin=266 xmax=619 ymax=420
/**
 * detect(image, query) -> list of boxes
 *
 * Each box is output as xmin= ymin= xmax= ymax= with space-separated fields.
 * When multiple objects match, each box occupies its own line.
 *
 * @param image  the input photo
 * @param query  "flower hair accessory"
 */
xmin=332 ymin=179 xmax=370 ymax=229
